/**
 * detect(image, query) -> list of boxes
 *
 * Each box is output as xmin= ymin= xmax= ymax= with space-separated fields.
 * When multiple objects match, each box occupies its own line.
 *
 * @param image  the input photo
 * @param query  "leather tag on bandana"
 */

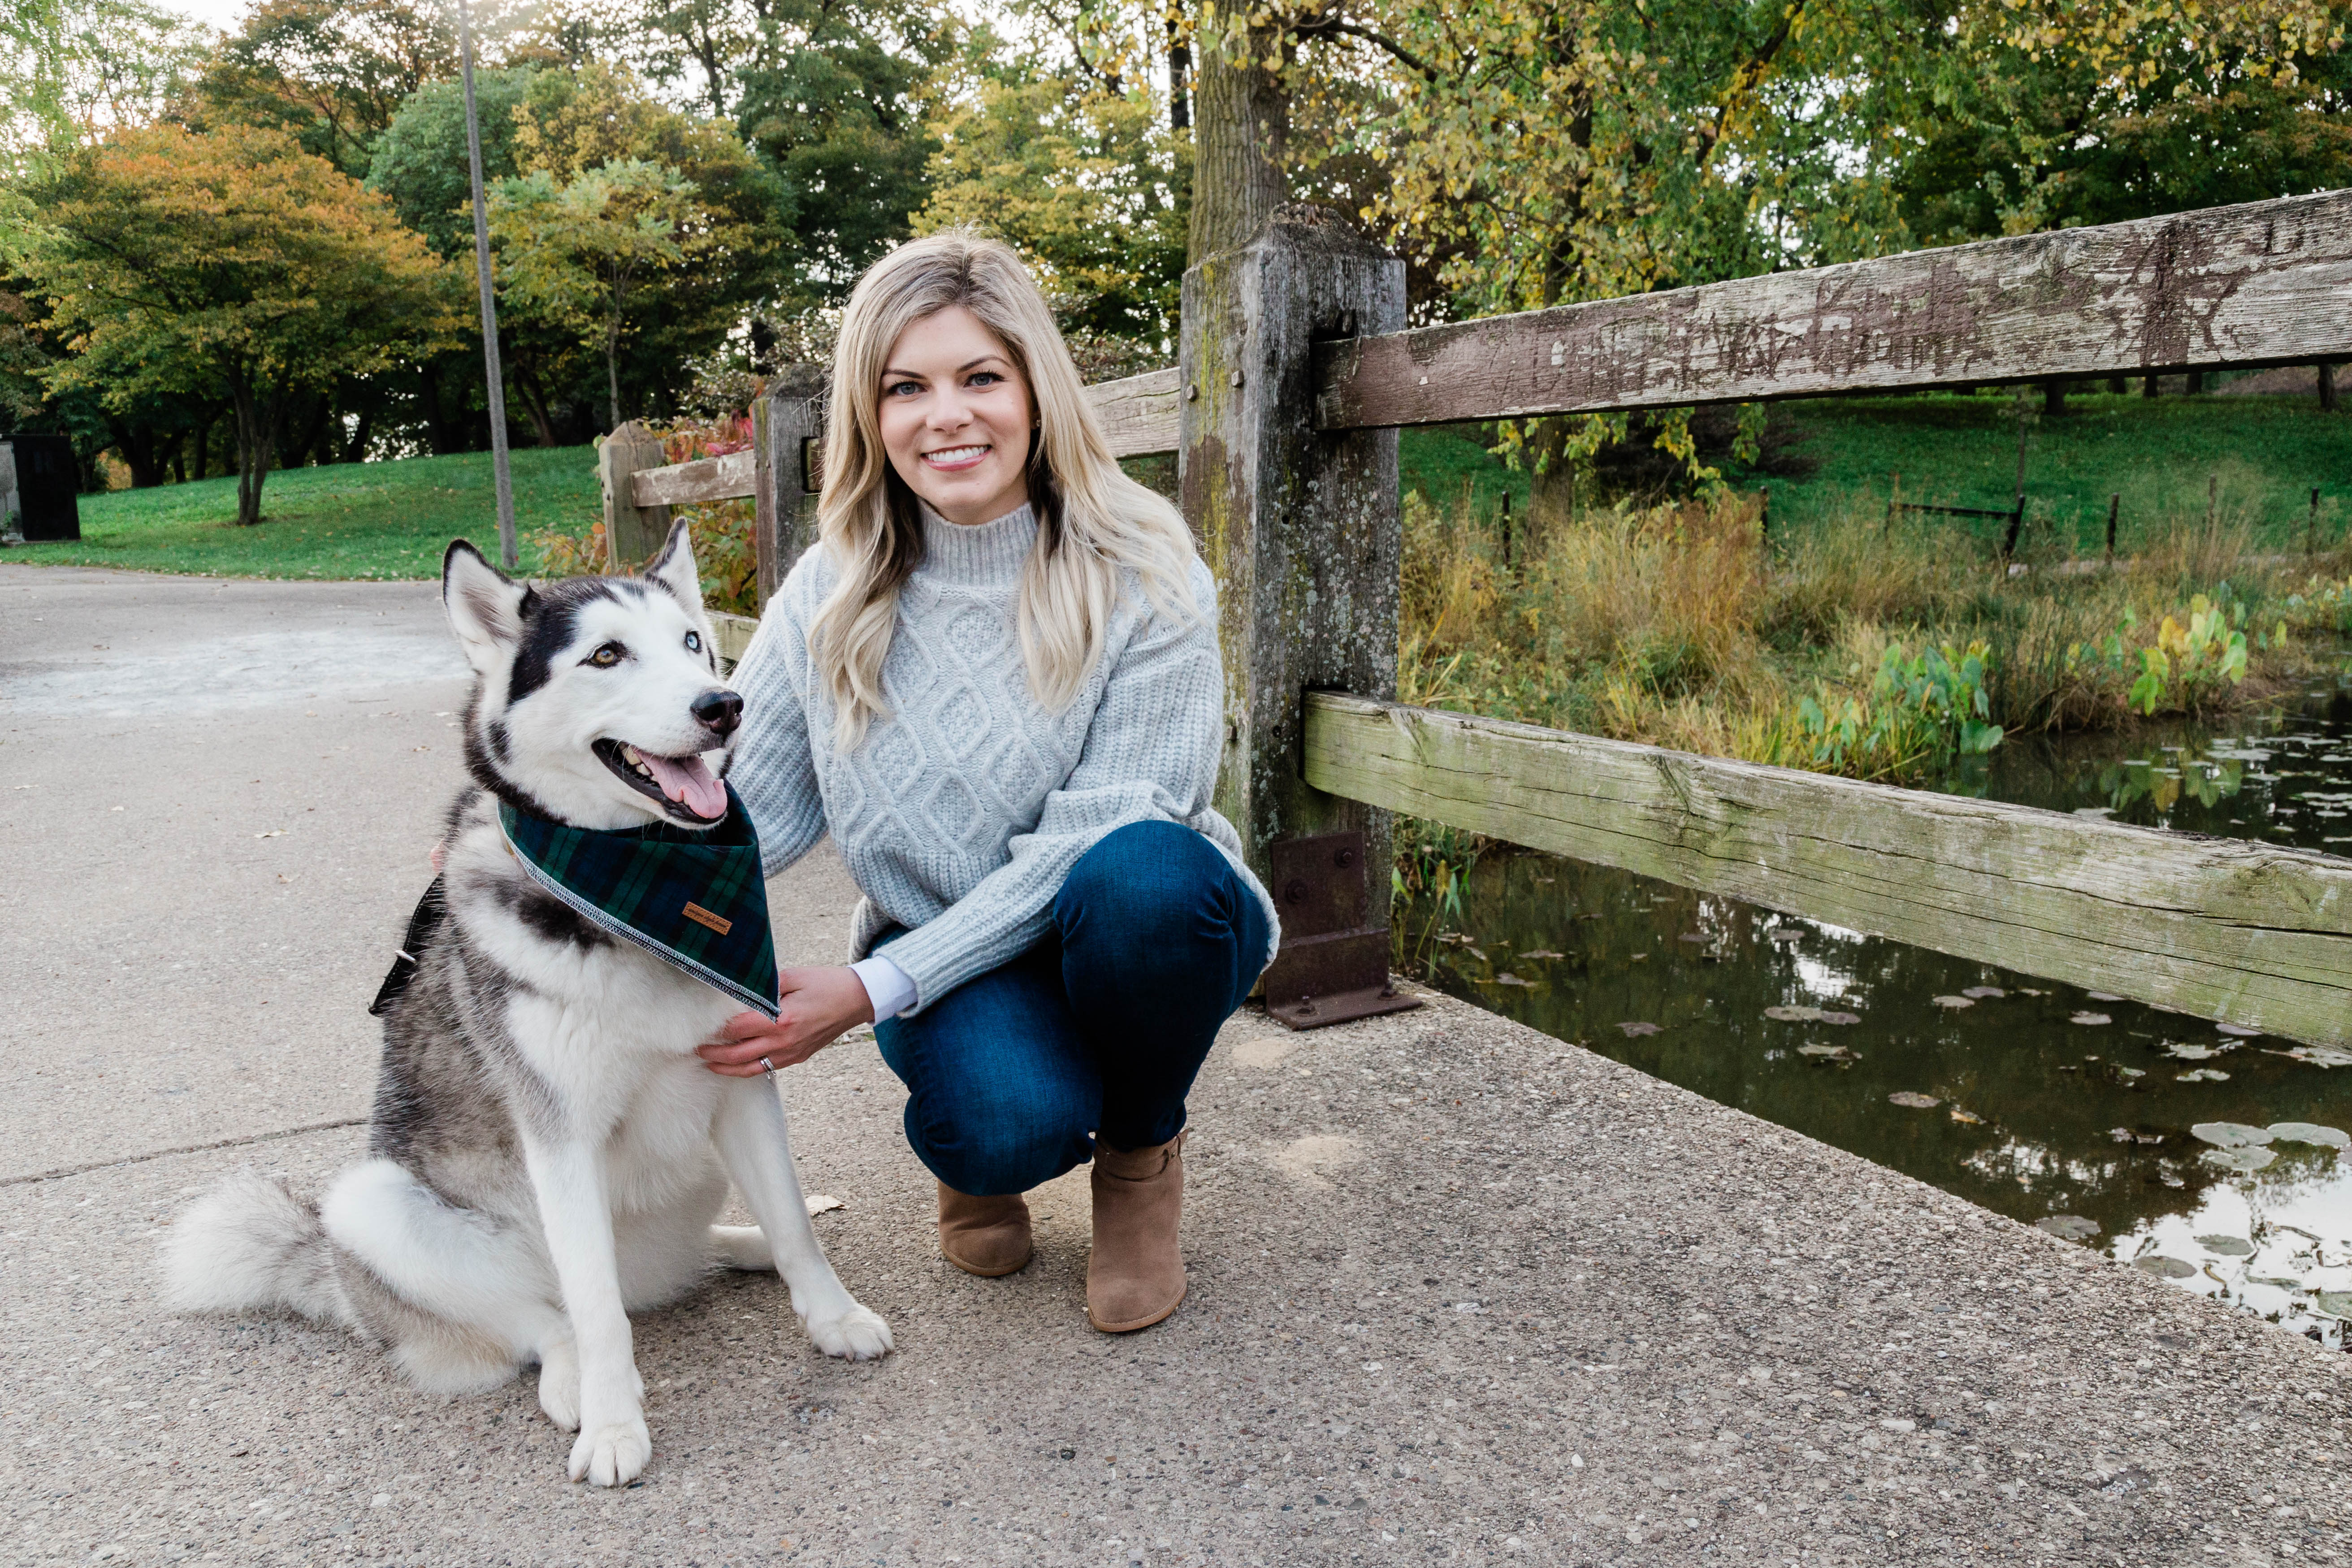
xmin=682 ymin=901 xmax=733 ymax=936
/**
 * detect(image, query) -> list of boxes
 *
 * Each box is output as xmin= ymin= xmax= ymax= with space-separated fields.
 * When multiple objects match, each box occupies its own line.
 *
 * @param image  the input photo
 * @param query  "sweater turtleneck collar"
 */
xmin=918 ymin=500 xmax=1037 ymax=586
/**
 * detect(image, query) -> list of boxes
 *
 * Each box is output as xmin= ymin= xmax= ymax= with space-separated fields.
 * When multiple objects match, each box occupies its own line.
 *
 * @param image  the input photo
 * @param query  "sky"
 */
xmin=158 ymin=0 xmax=255 ymax=35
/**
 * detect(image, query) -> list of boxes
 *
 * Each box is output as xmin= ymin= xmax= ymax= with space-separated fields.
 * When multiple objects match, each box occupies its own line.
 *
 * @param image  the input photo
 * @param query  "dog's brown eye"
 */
xmin=587 ymin=642 xmax=624 ymax=668
xmin=684 ymin=631 xmax=702 ymax=654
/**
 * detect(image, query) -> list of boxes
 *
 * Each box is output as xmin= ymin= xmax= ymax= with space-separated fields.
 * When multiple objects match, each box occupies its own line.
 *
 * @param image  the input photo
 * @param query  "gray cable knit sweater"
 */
xmin=728 ymin=502 xmax=1280 ymax=1015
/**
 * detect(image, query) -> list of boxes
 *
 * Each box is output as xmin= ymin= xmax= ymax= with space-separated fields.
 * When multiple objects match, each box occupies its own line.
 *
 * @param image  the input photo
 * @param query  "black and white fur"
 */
xmin=164 ymin=523 xmax=890 ymax=1488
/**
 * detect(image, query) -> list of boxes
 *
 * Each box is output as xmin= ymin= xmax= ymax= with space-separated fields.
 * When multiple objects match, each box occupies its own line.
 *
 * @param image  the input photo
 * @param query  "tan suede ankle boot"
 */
xmin=1087 ymin=1132 xmax=1186 ymax=1332
xmin=937 ymin=1182 xmax=1033 ymax=1277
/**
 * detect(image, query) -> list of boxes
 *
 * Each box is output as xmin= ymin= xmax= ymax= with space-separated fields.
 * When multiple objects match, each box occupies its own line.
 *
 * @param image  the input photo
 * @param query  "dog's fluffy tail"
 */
xmin=162 ymin=1170 xmax=352 ymax=1326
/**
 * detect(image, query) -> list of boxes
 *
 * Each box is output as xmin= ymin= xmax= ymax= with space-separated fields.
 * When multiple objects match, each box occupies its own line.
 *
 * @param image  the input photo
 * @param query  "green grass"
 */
xmin=7 ymin=446 xmax=602 ymax=580
xmin=13 ymin=394 xmax=2347 ymax=581
xmin=1744 ymin=392 xmax=2352 ymax=555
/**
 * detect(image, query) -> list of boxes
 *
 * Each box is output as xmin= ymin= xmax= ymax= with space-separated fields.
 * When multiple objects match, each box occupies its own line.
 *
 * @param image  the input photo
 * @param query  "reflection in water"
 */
xmin=1402 ymin=677 xmax=2352 ymax=1347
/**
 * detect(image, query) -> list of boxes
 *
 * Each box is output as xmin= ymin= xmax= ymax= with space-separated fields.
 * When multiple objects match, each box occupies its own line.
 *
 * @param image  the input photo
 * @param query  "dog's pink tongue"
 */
xmin=643 ymin=752 xmax=727 ymax=819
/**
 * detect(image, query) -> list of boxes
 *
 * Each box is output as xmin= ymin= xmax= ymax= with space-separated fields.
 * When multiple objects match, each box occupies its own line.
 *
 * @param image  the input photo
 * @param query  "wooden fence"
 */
xmin=601 ymin=190 xmax=2352 ymax=1043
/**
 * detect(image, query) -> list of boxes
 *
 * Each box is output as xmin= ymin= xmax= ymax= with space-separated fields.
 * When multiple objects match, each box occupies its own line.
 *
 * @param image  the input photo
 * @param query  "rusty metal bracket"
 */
xmin=1261 ymin=830 xmax=1421 ymax=1031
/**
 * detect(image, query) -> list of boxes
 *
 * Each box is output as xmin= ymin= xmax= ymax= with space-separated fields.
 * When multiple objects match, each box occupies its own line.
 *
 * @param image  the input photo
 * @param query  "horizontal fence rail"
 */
xmin=1301 ymin=692 xmax=2352 ymax=1047
xmin=623 ymin=367 xmax=1183 ymax=514
xmin=1313 ymin=189 xmax=2352 ymax=429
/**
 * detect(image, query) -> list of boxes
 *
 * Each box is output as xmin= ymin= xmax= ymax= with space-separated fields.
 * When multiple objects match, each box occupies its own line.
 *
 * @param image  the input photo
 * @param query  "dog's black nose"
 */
xmin=692 ymin=689 xmax=743 ymax=737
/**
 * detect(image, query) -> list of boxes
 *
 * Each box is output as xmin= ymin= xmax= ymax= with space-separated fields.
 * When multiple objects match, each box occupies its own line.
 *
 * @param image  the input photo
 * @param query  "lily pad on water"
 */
xmin=1961 ymin=986 xmax=2006 ymax=1000
xmin=2191 ymin=1122 xmax=2275 ymax=1149
xmin=2163 ymin=1042 xmax=2222 ymax=1061
xmin=1520 ymin=949 xmax=1564 ymax=961
xmin=2248 ymin=1274 xmax=2304 ymax=1289
xmin=1948 ymin=1107 xmax=1985 ymax=1125
xmin=2314 ymin=1292 xmax=2352 ymax=1319
xmin=2201 ymin=1147 xmax=2277 ymax=1174
xmin=1798 ymin=1044 xmax=1854 ymax=1061
xmin=1617 ymin=1021 xmax=1662 ymax=1038
xmin=2270 ymin=1045 xmax=2352 ymax=1068
xmin=1763 ymin=1005 xmax=1859 ymax=1024
xmin=1767 ymin=928 xmax=1803 ymax=944
xmin=2135 ymin=1256 xmax=2198 ymax=1278
xmin=2071 ymin=1012 xmax=2113 ymax=1026
xmin=1888 ymin=1092 xmax=1941 ymax=1109
xmin=2176 ymin=1069 xmax=2231 ymax=1083
xmin=2268 ymin=1122 xmax=2352 ymax=1148
xmin=2194 ymin=1234 xmax=2256 ymax=1256
xmin=2087 ymin=992 xmax=2126 ymax=1003
xmin=2035 ymin=1215 xmax=2099 ymax=1241
xmin=1931 ymin=995 xmax=1975 ymax=1010
xmin=1490 ymin=972 xmax=1530 ymax=986
xmin=2215 ymin=1023 xmax=2262 ymax=1038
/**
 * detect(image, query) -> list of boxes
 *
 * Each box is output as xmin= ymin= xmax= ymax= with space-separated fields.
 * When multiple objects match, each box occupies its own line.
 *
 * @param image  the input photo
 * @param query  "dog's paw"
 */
xmin=567 ymin=1416 xmax=651 ymax=1487
xmin=805 ymin=1302 xmax=893 ymax=1360
xmin=537 ymin=1348 xmax=580 ymax=1432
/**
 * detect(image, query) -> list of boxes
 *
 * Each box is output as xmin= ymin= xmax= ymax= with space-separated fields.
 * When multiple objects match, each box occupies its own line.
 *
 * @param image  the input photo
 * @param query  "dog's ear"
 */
xmin=643 ymin=519 xmax=703 ymax=612
xmin=443 ymin=540 xmax=534 ymax=676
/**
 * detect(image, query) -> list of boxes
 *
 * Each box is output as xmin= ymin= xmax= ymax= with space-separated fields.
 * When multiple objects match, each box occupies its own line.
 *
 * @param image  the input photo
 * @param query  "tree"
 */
xmin=188 ymin=0 xmax=469 ymax=176
xmin=491 ymin=159 xmax=702 ymax=429
xmin=732 ymin=0 xmax=954 ymax=303
xmin=914 ymin=44 xmax=1187 ymax=342
xmin=18 ymin=124 xmax=457 ymax=523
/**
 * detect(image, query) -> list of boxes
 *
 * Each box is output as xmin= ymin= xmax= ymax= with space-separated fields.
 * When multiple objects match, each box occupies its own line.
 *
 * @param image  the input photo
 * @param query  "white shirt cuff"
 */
xmin=849 ymin=955 xmax=917 ymax=1021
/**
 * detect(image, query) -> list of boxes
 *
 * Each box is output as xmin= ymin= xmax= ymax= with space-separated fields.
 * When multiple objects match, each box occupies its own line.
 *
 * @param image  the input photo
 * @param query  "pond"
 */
xmin=1399 ymin=676 xmax=2352 ymax=1347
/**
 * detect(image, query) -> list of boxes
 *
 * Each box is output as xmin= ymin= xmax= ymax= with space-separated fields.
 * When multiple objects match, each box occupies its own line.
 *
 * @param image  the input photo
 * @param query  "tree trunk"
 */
xmin=511 ymin=358 xmax=561 ymax=447
xmin=342 ymin=405 xmax=373 ymax=464
xmin=417 ymin=360 xmax=468 ymax=456
xmin=1187 ymin=14 xmax=1289 ymax=260
xmin=1168 ymin=26 xmax=1191 ymax=131
xmin=229 ymin=371 xmax=277 ymax=527
xmin=607 ymin=315 xmax=624 ymax=432
xmin=107 ymin=417 xmax=166 ymax=488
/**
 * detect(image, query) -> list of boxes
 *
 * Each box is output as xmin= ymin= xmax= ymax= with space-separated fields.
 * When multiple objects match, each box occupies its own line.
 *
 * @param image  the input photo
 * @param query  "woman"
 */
xmin=697 ymin=230 xmax=1278 ymax=1334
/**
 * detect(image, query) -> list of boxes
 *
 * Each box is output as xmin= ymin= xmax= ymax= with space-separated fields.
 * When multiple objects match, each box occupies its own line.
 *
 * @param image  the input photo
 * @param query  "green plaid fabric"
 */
xmin=498 ymin=786 xmax=780 ymax=1017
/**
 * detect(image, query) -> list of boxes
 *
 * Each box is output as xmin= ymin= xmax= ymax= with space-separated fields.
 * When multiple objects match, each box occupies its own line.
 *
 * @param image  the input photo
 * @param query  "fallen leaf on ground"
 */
xmin=804 ymin=1194 xmax=845 ymax=1215
xmin=2036 ymin=1216 xmax=2099 ymax=1241
xmin=1617 ymin=1021 xmax=1661 ymax=1037
xmin=2192 ymin=1122 xmax=2275 ymax=1149
xmin=1888 ymin=1092 xmax=1941 ymax=1109
xmin=2268 ymin=1045 xmax=2352 ymax=1068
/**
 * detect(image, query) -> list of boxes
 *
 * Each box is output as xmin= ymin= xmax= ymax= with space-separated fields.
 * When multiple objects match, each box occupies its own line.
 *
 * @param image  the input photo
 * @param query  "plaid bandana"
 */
xmin=498 ymin=786 xmax=780 ymax=1017
xmin=369 ymin=787 xmax=780 ymax=1021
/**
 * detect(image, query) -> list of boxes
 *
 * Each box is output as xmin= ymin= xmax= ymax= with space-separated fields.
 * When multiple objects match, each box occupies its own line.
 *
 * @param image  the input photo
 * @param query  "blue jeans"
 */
xmin=872 ymin=819 xmax=1272 ymax=1196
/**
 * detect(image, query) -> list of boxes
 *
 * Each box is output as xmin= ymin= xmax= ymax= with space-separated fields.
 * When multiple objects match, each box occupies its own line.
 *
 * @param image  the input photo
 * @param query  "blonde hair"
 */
xmin=809 ymin=229 xmax=1200 ymax=749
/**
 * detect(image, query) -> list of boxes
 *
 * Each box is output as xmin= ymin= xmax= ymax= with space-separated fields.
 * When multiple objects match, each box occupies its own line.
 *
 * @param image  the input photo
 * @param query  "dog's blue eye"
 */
xmin=587 ymin=642 xmax=624 ymax=668
xmin=685 ymin=631 xmax=702 ymax=654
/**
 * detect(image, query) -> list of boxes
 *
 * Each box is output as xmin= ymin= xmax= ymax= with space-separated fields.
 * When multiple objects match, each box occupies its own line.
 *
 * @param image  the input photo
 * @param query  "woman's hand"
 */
xmin=697 ymin=966 xmax=876 ymax=1078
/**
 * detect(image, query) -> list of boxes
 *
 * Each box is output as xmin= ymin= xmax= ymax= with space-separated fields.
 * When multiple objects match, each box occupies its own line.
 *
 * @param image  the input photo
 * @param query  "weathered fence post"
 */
xmin=598 ymin=420 xmax=671 ymax=570
xmin=1182 ymin=204 xmax=1412 ymax=1027
xmin=753 ymin=366 xmax=825 ymax=606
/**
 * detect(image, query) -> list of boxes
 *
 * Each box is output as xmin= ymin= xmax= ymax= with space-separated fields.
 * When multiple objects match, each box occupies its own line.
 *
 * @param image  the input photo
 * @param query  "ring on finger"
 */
xmin=758 ymin=1055 xmax=776 ymax=1074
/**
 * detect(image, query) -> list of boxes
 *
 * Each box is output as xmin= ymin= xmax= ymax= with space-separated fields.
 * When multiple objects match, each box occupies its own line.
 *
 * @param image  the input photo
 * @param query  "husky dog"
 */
xmin=165 ymin=523 xmax=891 ymax=1487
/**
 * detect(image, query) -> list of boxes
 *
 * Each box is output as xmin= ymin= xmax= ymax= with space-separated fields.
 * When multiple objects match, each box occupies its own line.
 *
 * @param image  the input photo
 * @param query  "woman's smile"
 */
xmin=922 ymin=443 xmax=992 ymax=471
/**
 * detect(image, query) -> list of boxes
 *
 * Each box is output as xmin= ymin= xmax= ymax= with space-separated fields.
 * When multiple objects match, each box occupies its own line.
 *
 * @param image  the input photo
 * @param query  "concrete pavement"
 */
xmin=3 ymin=563 xmax=2348 ymax=1567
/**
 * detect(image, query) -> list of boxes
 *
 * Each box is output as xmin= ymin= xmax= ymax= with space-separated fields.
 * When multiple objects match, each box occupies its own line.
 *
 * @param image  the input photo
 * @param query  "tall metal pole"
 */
xmin=456 ymin=0 xmax=517 ymax=569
